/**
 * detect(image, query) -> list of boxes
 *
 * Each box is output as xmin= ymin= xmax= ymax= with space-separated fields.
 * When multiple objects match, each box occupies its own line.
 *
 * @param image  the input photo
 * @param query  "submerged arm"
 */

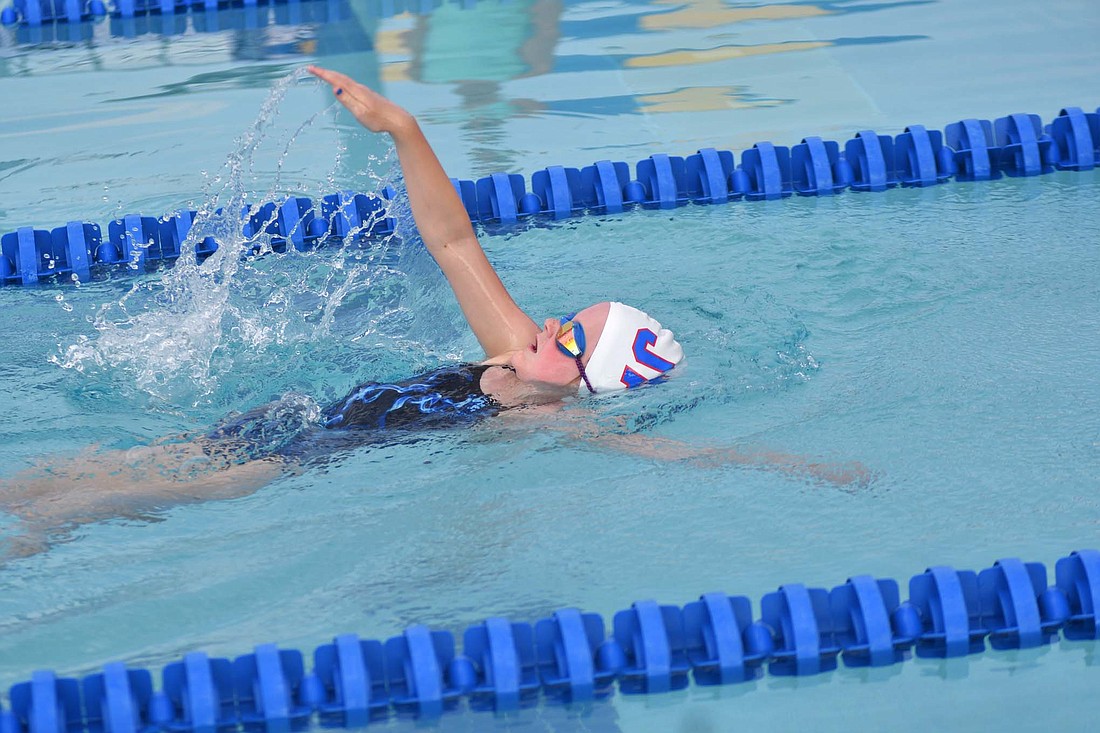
xmin=308 ymin=66 xmax=537 ymax=358
xmin=591 ymin=432 xmax=874 ymax=488
xmin=500 ymin=406 xmax=874 ymax=489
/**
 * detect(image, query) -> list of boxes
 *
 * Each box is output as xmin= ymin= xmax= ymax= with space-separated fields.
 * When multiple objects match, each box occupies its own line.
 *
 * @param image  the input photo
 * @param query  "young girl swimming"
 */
xmin=306 ymin=66 xmax=685 ymax=408
xmin=0 ymin=68 xmax=869 ymax=558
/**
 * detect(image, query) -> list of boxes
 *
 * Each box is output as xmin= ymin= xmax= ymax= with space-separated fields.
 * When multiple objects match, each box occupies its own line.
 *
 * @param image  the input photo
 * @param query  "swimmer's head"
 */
xmin=575 ymin=301 xmax=683 ymax=393
xmin=513 ymin=302 xmax=683 ymax=394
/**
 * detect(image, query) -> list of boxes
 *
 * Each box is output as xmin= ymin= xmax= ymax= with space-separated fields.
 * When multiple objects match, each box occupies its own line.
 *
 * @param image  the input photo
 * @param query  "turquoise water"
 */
xmin=2 ymin=0 xmax=1100 ymax=730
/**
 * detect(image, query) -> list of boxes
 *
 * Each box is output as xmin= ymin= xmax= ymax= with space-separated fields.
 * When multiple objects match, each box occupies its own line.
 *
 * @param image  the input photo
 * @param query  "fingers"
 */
xmin=306 ymin=65 xmax=338 ymax=84
xmin=307 ymin=65 xmax=367 ymax=110
xmin=306 ymin=65 xmax=403 ymax=134
xmin=307 ymin=65 xmax=355 ymax=93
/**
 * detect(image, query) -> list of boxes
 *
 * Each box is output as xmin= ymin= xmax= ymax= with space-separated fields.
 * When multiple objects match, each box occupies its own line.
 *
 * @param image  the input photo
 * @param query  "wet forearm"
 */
xmin=390 ymin=117 xmax=480 ymax=253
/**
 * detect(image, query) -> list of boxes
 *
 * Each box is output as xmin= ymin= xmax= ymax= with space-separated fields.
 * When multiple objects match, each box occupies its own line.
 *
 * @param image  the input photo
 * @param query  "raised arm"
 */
xmin=308 ymin=66 xmax=537 ymax=358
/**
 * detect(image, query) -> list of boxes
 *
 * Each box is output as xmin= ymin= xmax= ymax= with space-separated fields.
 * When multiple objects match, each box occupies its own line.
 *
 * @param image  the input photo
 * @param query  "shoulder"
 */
xmin=477 ymin=363 xmax=574 ymax=409
xmin=477 ymin=364 xmax=519 ymax=402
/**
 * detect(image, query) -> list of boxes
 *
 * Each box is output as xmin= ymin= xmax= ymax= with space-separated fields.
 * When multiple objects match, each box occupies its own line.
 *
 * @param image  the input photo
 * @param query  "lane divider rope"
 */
xmin=2 ymin=106 xmax=1097 ymax=288
xmin=1 ymin=550 xmax=1098 ymax=730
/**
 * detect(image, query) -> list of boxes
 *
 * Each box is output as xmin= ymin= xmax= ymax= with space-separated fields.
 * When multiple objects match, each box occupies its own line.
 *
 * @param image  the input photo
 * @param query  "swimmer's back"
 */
xmin=321 ymin=363 xmax=500 ymax=430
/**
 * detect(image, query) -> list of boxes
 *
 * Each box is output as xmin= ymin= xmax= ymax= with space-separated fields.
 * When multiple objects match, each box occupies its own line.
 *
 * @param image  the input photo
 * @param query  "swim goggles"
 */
xmin=557 ymin=313 xmax=596 ymax=394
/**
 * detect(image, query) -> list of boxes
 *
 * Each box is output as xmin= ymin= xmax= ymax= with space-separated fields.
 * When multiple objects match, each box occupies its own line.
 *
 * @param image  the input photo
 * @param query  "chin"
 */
xmin=534 ymin=379 xmax=578 ymax=397
xmin=513 ymin=370 xmax=561 ymax=389
xmin=521 ymin=381 xmax=576 ymax=405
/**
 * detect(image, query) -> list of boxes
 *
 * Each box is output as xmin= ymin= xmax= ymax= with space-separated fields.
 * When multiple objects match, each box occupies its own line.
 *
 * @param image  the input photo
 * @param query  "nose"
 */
xmin=543 ymin=317 xmax=559 ymax=333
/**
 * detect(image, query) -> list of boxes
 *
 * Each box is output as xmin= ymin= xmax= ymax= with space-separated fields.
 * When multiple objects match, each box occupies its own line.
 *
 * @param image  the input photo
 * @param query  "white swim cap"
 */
xmin=584 ymin=302 xmax=684 ymax=393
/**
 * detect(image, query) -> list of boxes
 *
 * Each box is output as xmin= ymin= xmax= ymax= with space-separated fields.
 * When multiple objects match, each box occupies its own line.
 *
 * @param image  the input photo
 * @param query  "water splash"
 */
xmin=52 ymin=69 xmax=417 ymax=410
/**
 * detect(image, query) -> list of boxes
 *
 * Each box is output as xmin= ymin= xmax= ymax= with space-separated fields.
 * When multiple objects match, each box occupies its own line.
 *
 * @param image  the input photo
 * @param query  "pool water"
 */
xmin=2 ymin=0 xmax=1100 ymax=730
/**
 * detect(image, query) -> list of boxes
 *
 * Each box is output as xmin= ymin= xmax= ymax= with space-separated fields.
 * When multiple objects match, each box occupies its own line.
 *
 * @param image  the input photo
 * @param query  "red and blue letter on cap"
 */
xmin=619 ymin=329 xmax=676 ymax=388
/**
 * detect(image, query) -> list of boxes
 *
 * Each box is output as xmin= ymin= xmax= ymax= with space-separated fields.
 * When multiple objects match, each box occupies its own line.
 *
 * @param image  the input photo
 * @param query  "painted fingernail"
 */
xmin=336 ymin=88 xmax=343 ymax=96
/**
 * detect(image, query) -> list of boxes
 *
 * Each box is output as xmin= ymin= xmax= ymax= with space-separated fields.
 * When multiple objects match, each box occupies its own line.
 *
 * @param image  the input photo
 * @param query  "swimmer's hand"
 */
xmin=308 ymin=65 xmax=538 ymax=358
xmin=307 ymin=65 xmax=414 ymax=137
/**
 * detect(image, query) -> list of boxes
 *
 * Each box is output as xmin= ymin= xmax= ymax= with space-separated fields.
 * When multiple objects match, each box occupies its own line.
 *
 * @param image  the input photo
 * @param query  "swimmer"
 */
xmin=0 ymin=68 xmax=870 ymax=558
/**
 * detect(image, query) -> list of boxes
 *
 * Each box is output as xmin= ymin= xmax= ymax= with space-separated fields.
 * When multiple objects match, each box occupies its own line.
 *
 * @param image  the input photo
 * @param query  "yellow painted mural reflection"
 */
xmin=625 ymin=40 xmax=830 ymax=68
xmin=641 ymin=0 xmax=832 ymax=31
xmin=637 ymin=86 xmax=786 ymax=113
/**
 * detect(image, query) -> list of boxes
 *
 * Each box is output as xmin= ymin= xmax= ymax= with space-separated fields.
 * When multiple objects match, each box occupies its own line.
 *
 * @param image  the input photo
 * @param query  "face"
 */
xmin=512 ymin=302 xmax=610 ymax=389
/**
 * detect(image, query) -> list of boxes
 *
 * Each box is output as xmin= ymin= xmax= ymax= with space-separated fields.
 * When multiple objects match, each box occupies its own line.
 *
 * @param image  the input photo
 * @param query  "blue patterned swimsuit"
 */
xmin=321 ymin=363 xmax=499 ymax=430
xmin=207 ymin=364 xmax=501 ymax=460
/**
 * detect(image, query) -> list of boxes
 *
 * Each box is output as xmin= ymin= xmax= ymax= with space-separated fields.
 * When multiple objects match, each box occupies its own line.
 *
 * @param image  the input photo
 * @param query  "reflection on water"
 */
xmin=0 ymin=0 xmax=947 ymax=225
xmin=0 ymin=0 xmax=361 ymax=72
xmin=635 ymin=86 xmax=787 ymax=113
xmin=641 ymin=0 xmax=834 ymax=31
xmin=621 ymin=35 xmax=921 ymax=69
xmin=371 ymin=0 xmax=932 ymax=171
xmin=638 ymin=0 xmax=935 ymax=30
